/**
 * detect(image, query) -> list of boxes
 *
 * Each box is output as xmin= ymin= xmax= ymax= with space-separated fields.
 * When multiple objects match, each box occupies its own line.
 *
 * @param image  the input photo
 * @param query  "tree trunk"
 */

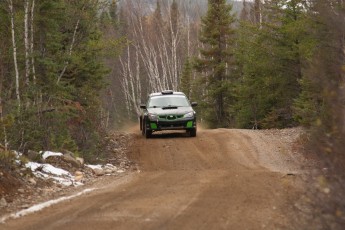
xmin=30 ymin=0 xmax=36 ymax=84
xmin=254 ymin=0 xmax=262 ymax=26
xmin=8 ymin=0 xmax=21 ymax=107
xmin=0 ymin=53 xmax=7 ymax=150
xmin=24 ymin=0 xmax=31 ymax=86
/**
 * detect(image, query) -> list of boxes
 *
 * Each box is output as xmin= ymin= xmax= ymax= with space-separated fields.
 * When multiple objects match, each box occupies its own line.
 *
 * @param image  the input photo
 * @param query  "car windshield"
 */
xmin=148 ymin=95 xmax=190 ymax=108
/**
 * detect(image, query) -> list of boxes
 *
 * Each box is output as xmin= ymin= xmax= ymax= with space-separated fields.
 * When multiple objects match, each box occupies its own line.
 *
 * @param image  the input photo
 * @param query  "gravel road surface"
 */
xmin=3 ymin=128 xmax=305 ymax=230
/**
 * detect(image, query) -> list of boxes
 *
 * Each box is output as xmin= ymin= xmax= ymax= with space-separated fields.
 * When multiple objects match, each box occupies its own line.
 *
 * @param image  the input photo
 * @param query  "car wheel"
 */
xmin=141 ymin=120 xmax=145 ymax=136
xmin=140 ymin=117 xmax=142 ymax=131
xmin=189 ymin=128 xmax=196 ymax=137
xmin=145 ymin=127 xmax=152 ymax=138
xmin=142 ymin=119 xmax=152 ymax=138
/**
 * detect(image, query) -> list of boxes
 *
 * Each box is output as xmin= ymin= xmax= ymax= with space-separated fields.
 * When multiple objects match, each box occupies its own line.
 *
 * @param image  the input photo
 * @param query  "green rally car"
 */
xmin=139 ymin=90 xmax=197 ymax=138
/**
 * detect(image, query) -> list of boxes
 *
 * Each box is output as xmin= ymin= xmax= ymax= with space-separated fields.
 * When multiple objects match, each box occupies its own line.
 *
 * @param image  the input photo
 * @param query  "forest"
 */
xmin=0 ymin=0 xmax=344 ymax=227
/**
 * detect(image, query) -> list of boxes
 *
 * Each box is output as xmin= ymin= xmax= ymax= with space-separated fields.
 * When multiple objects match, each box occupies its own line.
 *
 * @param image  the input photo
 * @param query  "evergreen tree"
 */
xmin=233 ymin=22 xmax=272 ymax=129
xmin=0 ymin=0 xmax=117 ymax=161
xmin=234 ymin=0 xmax=310 ymax=128
xmin=293 ymin=76 xmax=323 ymax=126
xmin=180 ymin=58 xmax=192 ymax=98
xmin=194 ymin=0 xmax=236 ymax=128
xmin=292 ymin=1 xmax=345 ymax=227
xmin=293 ymin=0 xmax=345 ymax=139
xmin=109 ymin=0 xmax=118 ymax=21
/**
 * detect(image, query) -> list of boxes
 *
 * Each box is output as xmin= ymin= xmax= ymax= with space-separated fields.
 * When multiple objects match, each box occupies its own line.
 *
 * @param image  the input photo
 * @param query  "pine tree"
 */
xmin=180 ymin=58 xmax=192 ymax=98
xmin=292 ymin=1 xmax=345 ymax=226
xmin=293 ymin=0 xmax=345 ymax=136
xmin=0 ymin=0 xmax=114 ymax=159
xmin=194 ymin=0 xmax=236 ymax=128
xmin=233 ymin=22 xmax=271 ymax=129
xmin=234 ymin=0 xmax=310 ymax=128
xmin=109 ymin=0 xmax=118 ymax=21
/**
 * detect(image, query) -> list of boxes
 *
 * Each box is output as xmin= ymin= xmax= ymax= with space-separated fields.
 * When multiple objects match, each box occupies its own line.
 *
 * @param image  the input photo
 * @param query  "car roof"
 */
xmin=149 ymin=90 xmax=186 ymax=97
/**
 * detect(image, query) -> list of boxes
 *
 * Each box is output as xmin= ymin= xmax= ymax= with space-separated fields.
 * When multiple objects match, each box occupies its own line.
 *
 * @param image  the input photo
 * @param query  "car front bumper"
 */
xmin=146 ymin=118 xmax=196 ymax=132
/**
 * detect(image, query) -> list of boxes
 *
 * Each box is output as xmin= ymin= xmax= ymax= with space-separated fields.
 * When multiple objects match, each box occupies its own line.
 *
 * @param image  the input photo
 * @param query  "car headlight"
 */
xmin=148 ymin=113 xmax=158 ymax=120
xmin=183 ymin=112 xmax=194 ymax=118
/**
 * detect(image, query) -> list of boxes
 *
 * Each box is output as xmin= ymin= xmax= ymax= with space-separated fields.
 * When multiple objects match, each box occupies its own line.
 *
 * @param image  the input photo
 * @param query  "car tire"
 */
xmin=145 ymin=127 xmax=152 ymax=138
xmin=140 ymin=117 xmax=142 ymax=131
xmin=142 ymin=119 xmax=152 ymax=138
xmin=141 ymin=120 xmax=145 ymax=136
xmin=189 ymin=128 xmax=196 ymax=137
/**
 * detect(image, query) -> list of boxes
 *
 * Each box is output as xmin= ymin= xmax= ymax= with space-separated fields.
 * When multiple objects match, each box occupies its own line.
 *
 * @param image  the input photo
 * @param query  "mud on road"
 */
xmin=3 ymin=128 xmax=306 ymax=230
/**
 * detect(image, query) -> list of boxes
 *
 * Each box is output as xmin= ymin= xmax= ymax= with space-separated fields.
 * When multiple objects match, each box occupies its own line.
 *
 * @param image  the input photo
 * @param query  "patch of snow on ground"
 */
xmin=0 ymin=188 xmax=96 ymax=224
xmin=41 ymin=151 xmax=63 ymax=160
xmin=26 ymin=162 xmax=71 ymax=177
xmin=25 ymin=162 xmax=81 ymax=187
xmin=85 ymin=164 xmax=103 ymax=170
xmin=13 ymin=151 xmax=22 ymax=159
xmin=50 ymin=176 xmax=73 ymax=186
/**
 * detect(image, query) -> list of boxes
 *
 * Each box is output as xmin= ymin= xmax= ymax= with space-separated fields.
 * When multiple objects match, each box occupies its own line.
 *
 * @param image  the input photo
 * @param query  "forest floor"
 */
xmin=0 ymin=127 xmax=319 ymax=229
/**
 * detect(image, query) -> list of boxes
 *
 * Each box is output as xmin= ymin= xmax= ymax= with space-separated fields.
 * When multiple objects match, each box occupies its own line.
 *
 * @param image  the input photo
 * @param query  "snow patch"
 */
xmin=117 ymin=169 xmax=125 ymax=173
xmin=41 ymin=151 xmax=63 ymax=160
xmin=13 ymin=151 xmax=22 ymax=158
xmin=25 ymin=162 xmax=80 ymax=187
xmin=0 ymin=188 xmax=97 ymax=224
xmin=85 ymin=164 xmax=102 ymax=170
xmin=26 ymin=162 xmax=71 ymax=177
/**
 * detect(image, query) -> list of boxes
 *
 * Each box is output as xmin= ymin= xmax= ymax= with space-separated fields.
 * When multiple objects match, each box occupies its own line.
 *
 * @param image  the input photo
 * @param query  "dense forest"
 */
xmin=0 ymin=0 xmax=344 ymax=227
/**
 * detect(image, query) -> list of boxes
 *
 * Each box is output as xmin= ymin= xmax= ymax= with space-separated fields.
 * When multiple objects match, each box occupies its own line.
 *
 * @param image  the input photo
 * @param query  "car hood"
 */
xmin=147 ymin=107 xmax=194 ymax=115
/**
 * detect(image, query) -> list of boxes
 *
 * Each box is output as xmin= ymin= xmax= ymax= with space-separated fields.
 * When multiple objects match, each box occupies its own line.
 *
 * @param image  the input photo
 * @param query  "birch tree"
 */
xmin=30 ymin=0 xmax=36 ymax=83
xmin=120 ymin=44 xmax=142 ymax=116
xmin=167 ymin=0 xmax=180 ymax=90
xmin=7 ymin=0 xmax=20 ymax=107
xmin=119 ymin=0 xmax=197 ymax=117
xmin=24 ymin=0 xmax=30 ymax=86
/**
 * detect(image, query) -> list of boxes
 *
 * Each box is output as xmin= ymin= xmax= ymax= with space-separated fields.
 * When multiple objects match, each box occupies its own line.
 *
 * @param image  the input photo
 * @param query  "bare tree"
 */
xmin=24 ymin=0 xmax=30 ymax=86
xmin=117 ymin=0 xmax=202 ymax=117
xmin=119 ymin=44 xmax=142 ymax=116
xmin=252 ymin=0 xmax=262 ymax=25
xmin=30 ymin=0 xmax=36 ymax=83
xmin=7 ymin=0 xmax=20 ymax=107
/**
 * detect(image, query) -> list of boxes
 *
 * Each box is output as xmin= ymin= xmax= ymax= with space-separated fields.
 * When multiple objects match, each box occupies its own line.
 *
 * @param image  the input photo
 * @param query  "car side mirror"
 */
xmin=191 ymin=102 xmax=198 ymax=107
xmin=140 ymin=104 xmax=146 ymax=109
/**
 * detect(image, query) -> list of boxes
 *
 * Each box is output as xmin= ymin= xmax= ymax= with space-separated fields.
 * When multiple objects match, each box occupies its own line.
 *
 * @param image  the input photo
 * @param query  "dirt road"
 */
xmin=3 ymin=129 xmax=304 ymax=230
